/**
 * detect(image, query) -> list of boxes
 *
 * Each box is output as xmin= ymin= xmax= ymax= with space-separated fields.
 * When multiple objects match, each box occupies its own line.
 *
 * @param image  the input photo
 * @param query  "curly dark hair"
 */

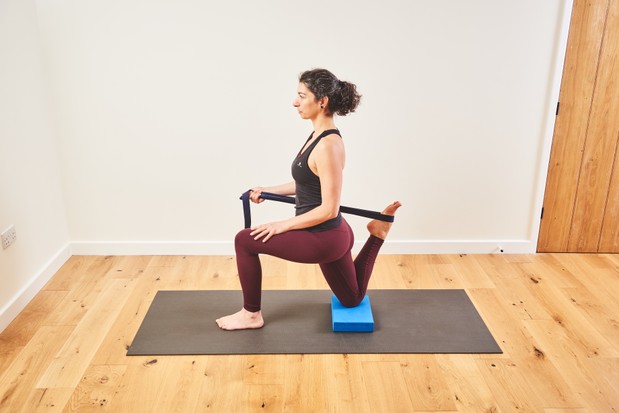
xmin=299 ymin=69 xmax=361 ymax=116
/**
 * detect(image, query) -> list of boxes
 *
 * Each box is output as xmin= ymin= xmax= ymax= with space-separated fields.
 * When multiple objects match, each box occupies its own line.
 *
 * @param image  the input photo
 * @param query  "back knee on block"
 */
xmin=334 ymin=295 xmax=363 ymax=308
xmin=331 ymin=295 xmax=374 ymax=332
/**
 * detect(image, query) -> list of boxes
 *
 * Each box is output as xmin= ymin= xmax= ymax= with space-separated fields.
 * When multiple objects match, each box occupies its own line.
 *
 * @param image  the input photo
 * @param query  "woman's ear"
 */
xmin=320 ymin=96 xmax=329 ymax=110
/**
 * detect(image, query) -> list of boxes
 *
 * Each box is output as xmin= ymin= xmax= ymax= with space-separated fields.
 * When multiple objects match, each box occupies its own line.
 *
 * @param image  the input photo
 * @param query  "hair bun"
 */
xmin=299 ymin=69 xmax=361 ymax=117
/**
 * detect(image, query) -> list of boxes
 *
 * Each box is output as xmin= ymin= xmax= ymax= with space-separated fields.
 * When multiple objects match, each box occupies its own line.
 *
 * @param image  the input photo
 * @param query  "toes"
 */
xmin=383 ymin=201 xmax=401 ymax=215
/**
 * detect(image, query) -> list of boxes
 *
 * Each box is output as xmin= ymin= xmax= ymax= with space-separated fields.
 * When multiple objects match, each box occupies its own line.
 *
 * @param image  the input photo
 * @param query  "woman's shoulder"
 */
xmin=318 ymin=132 xmax=343 ymax=146
xmin=314 ymin=133 xmax=345 ymax=157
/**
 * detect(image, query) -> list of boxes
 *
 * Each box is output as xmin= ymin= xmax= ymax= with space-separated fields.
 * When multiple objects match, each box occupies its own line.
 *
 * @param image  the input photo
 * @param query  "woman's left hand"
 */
xmin=250 ymin=221 xmax=289 ymax=243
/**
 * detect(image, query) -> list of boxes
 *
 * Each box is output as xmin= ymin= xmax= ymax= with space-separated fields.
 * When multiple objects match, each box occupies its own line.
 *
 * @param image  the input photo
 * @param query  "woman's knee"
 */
xmin=234 ymin=228 xmax=254 ymax=253
xmin=337 ymin=294 xmax=363 ymax=308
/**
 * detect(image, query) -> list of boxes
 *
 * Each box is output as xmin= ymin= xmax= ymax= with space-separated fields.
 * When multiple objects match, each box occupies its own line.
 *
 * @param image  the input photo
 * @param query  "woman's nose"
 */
xmin=292 ymin=98 xmax=299 ymax=107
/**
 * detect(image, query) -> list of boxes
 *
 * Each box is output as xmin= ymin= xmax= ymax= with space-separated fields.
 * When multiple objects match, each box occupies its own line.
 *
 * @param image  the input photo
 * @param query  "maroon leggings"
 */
xmin=234 ymin=218 xmax=384 ymax=312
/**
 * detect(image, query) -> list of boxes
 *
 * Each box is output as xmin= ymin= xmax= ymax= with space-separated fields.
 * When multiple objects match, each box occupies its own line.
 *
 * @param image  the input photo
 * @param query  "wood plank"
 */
xmin=491 ymin=275 xmax=554 ymax=321
xmin=588 ymin=356 xmax=619 ymax=399
xmin=281 ymin=355 xmax=329 ymax=412
xmin=36 ymin=279 xmax=137 ymax=389
xmin=560 ymin=286 xmax=619 ymax=353
xmin=503 ymin=325 xmax=586 ymax=409
xmin=388 ymin=254 xmax=443 ymax=289
xmin=44 ymin=256 xmax=129 ymax=326
xmin=18 ymin=388 xmax=74 ymax=413
xmin=198 ymin=255 xmax=247 ymax=290
xmin=361 ymin=361 xmax=415 ymax=413
xmin=242 ymin=355 xmax=286 ymax=412
xmin=520 ymin=253 xmax=584 ymax=289
xmin=569 ymin=0 xmax=619 ymax=251
xmin=246 ymin=384 xmax=284 ymax=413
xmin=435 ymin=355 xmax=501 ymax=412
xmin=476 ymin=358 xmax=545 ymax=412
xmin=428 ymin=260 xmax=468 ymax=289
xmin=556 ymin=254 xmax=619 ymax=308
xmin=62 ymin=364 xmax=127 ymax=412
xmin=285 ymin=261 xmax=328 ymax=291
xmin=465 ymin=288 xmax=528 ymax=358
xmin=172 ymin=256 xmax=216 ymax=290
xmin=525 ymin=319 xmax=619 ymax=412
xmin=365 ymin=254 xmax=410 ymax=290
xmin=603 ymin=252 xmax=619 ymax=267
xmin=538 ymin=0 xmax=609 ymax=252
xmin=243 ymin=355 xmax=285 ymax=386
xmin=510 ymin=257 xmax=619 ymax=359
xmin=108 ymin=356 xmax=170 ymax=412
xmin=444 ymin=255 xmax=496 ymax=288
xmin=599 ymin=120 xmax=619 ymax=252
xmin=0 ymin=326 xmax=73 ymax=412
xmin=322 ymin=354 xmax=371 ymax=413
xmin=482 ymin=266 xmax=590 ymax=408
xmin=42 ymin=256 xmax=98 ymax=291
xmin=0 ymin=290 xmax=68 ymax=373
xmin=195 ymin=355 xmax=250 ymax=412
xmin=104 ymin=255 xmax=152 ymax=281
xmin=90 ymin=269 xmax=159 ymax=365
xmin=151 ymin=358 xmax=207 ymax=413
xmin=399 ymin=355 xmax=457 ymax=411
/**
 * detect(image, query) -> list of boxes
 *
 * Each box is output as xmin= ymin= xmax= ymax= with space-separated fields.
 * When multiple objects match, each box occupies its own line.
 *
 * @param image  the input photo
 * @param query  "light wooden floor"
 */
xmin=0 ymin=253 xmax=618 ymax=412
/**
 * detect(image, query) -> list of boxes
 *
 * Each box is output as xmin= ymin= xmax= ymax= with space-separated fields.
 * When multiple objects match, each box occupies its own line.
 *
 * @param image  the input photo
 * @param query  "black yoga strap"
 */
xmin=240 ymin=190 xmax=394 ymax=229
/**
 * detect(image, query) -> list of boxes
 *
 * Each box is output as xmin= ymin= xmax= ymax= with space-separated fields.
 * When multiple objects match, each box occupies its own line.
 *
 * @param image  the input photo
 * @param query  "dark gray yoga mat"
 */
xmin=127 ymin=289 xmax=501 ymax=355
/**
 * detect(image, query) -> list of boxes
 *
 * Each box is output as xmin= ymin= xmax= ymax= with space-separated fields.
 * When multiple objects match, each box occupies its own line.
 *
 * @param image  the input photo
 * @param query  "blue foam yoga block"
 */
xmin=331 ymin=295 xmax=374 ymax=332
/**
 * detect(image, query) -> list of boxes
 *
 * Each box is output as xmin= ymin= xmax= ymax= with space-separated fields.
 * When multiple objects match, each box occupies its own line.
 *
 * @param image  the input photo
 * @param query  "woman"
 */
xmin=216 ymin=68 xmax=401 ymax=330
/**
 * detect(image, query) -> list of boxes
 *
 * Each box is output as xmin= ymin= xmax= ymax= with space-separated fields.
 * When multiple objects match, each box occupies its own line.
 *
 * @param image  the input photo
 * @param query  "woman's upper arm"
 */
xmin=312 ymin=136 xmax=345 ymax=216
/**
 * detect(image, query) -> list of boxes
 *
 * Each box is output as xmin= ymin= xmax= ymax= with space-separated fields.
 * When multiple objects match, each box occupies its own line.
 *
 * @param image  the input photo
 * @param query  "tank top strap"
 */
xmin=297 ymin=129 xmax=341 ymax=158
xmin=307 ymin=128 xmax=341 ymax=153
xmin=315 ymin=128 xmax=341 ymax=139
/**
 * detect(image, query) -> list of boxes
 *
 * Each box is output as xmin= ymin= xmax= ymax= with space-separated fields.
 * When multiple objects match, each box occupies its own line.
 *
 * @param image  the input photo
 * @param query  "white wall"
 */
xmin=0 ymin=0 xmax=71 ymax=331
xmin=33 ymin=0 xmax=571 ymax=255
xmin=0 ymin=0 xmax=572 ymax=332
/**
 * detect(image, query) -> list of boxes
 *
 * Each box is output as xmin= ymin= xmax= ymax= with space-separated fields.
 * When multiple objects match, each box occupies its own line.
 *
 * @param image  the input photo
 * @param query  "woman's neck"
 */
xmin=311 ymin=116 xmax=336 ymax=137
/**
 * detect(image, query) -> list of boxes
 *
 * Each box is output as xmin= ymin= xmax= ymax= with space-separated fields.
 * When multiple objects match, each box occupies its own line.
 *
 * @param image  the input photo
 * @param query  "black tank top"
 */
xmin=291 ymin=129 xmax=342 ymax=232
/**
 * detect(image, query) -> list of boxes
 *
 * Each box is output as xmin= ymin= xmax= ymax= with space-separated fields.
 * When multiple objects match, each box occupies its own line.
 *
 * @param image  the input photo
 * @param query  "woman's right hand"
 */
xmin=249 ymin=187 xmax=265 ymax=204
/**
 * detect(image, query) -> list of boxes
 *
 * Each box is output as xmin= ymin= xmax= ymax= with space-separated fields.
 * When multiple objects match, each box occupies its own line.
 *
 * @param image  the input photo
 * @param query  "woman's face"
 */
xmin=293 ymin=82 xmax=322 ymax=120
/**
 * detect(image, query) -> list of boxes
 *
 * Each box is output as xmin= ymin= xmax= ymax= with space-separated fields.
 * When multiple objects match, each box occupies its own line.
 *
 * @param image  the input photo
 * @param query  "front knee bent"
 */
xmin=234 ymin=228 xmax=254 ymax=253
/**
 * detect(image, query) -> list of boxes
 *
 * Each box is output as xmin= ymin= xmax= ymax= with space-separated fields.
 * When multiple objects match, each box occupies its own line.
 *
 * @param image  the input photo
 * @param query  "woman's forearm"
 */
xmin=282 ymin=203 xmax=339 ymax=231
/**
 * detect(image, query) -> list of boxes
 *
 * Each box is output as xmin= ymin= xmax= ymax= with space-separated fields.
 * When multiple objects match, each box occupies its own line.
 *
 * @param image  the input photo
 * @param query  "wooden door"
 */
xmin=538 ymin=0 xmax=619 ymax=253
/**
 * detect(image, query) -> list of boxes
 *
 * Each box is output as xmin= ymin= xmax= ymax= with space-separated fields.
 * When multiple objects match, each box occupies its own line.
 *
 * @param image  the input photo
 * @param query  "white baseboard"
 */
xmin=70 ymin=239 xmax=535 ymax=256
xmin=378 ymin=240 xmax=535 ymax=255
xmin=0 ymin=243 xmax=72 ymax=333
xmin=71 ymin=241 xmax=235 ymax=256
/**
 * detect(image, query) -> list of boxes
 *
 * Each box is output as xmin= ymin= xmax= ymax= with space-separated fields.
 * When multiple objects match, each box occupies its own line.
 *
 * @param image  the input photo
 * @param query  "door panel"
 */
xmin=569 ymin=0 xmax=619 ymax=252
xmin=599 ymin=141 xmax=619 ymax=251
xmin=538 ymin=0 xmax=619 ymax=253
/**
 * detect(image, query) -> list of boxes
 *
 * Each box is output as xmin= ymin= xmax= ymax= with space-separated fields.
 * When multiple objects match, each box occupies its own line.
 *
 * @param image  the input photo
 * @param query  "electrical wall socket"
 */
xmin=1 ymin=225 xmax=17 ymax=249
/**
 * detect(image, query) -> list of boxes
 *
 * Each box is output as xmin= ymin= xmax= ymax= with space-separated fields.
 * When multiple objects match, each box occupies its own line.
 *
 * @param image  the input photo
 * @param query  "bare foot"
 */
xmin=367 ymin=201 xmax=402 ymax=240
xmin=215 ymin=308 xmax=264 ymax=330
